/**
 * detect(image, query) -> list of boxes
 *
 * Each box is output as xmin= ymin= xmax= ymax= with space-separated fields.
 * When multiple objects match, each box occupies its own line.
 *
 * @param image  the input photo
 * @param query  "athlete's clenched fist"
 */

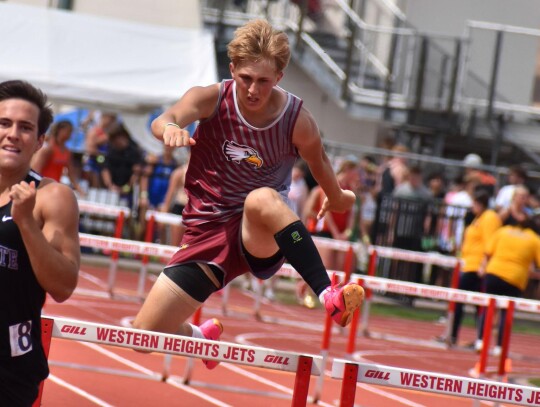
xmin=9 ymin=180 xmax=37 ymax=226
xmin=162 ymin=123 xmax=196 ymax=148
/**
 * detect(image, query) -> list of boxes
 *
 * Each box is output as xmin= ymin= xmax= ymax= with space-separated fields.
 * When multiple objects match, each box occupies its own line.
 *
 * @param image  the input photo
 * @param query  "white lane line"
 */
xmin=79 ymin=270 xmax=109 ymax=289
xmin=80 ymin=342 xmax=232 ymax=407
xmin=48 ymin=374 xmax=114 ymax=406
xmin=356 ymin=382 xmax=428 ymax=407
xmin=235 ymin=332 xmax=429 ymax=407
xmin=222 ymin=362 xmax=335 ymax=407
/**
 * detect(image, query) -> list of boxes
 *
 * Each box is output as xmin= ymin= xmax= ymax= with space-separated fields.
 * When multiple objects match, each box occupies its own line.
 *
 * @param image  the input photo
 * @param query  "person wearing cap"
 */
xmin=462 ymin=153 xmax=496 ymax=195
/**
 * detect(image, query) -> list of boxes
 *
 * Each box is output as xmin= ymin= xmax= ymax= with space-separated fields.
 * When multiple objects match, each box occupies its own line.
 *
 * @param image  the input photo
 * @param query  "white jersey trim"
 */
xmin=232 ymin=81 xmax=292 ymax=131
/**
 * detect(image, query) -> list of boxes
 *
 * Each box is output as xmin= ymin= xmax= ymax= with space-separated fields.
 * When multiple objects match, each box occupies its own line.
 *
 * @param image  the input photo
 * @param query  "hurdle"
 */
xmin=268 ymin=264 xmax=540 ymax=394
xmin=75 ymin=231 xmax=540 ymax=388
xmin=38 ymin=316 xmax=324 ymax=406
xmin=248 ymin=239 xmax=461 ymax=336
xmin=331 ymin=358 xmax=540 ymax=406
xmin=78 ymin=233 xmax=176 ymax=300
xmin=78 ymin=200 xmax=131 ymax=296
xmin=340 ymin=273 xmax=540 ymax=390
xmin=141 ymin=210 xmax=183 ymax=292
xmin=361 ymin=245 xmax=461 ymax=339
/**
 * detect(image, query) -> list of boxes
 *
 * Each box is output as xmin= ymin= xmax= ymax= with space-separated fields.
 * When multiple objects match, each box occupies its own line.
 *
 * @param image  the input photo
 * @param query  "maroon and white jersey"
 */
xmin=182 ymin=79 xmax=303 ymax=226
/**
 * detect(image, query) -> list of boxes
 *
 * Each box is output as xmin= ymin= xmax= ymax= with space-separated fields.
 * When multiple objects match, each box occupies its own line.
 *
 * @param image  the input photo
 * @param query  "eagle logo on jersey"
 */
xmin=222 ymin=140 xmax=263 ymax=168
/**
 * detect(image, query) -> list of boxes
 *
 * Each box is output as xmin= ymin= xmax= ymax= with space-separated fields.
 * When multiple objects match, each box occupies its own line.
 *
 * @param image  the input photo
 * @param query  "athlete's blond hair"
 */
xmin=227 ymin=19 xmax=290 ymax=72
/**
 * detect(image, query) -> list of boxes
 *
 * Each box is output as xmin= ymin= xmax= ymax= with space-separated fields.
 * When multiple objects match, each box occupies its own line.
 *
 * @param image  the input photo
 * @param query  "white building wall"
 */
xmin=281 ymin=62 xmax=379 ymax=148
xmin=73 ymin=0 xmax=201 ymax=29
xmin=5 ymin=0 xmax=49 ymax=6
xmin=4 ymin=0 xmax=201 ymax=29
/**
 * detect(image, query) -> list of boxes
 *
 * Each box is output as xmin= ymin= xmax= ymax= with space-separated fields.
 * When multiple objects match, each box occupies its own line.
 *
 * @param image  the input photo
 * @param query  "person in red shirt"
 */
xmin=299 ymin=159 xmax=359 ymax=306
xmin=31 ymin=120 xmax=84 ymax=195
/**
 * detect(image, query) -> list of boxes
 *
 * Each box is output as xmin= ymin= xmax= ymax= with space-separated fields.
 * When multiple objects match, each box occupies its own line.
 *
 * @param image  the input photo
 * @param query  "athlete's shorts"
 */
xmin=0 ymin=353 xmax=48 ymax=406
xmin=167 ymin=212 xmax=285 ymax=285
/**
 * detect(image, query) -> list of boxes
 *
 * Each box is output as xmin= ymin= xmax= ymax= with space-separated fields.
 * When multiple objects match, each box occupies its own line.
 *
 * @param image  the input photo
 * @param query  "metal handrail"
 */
xmin=322 ymin=139 xmax=540 ymax=180
xmin=300 ymin=32 xmax=346 ymax=80
xmin=468 ymin=19 xmax=540 ymax=37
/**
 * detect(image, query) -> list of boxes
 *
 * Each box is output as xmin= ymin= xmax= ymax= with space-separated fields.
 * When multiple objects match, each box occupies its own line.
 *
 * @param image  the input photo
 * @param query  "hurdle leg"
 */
xmin=162 ymin=354 xmax=173 ymax=382
xmin=221 ymin=284 xmax=230 ymax=316
xmin=107 ymin=211 xmax=125 ymax=297
xmin=360 ymin=299 xmax=371 ymax=337
xmin=312 ymin=350 xmax=328 ymax=404
xmin=292 ymin=355 xmax=313 ymax=407
xmin=312 ymin=309 xmax=333 ymax=403
xmin=138 ymin=215 xmax=156 ymax=299
xmin=136 ymin=264 xmax=149 ymax=301
xmin=360 ymin=251 xmax=377 ymax=337
xmin=33 ymin=318 xmax=54 ymax=407
xmin=107 ymin=260 xmax=119 ymax=297
xmin=346 ymin=306 xmax=361 ymax=358
xmin=473 ymin=298 xmax=496 ymax=407
xmin=494 ymin=300 xmax=515 ymax=407
xmin=181 ymin=307 xmax=203 ymax=384
xmin=253 ymin=278 xmax=263 ymax=320
xmin=445 ymin=263 xmax=461 ymax=344
xmin=339 ymin=363 xmax=359 ymax=407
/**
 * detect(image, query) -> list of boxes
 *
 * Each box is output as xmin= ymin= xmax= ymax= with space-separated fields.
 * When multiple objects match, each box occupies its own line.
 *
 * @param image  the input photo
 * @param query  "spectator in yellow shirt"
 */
xmin=445 ymin=189 xmax=502 ymax=346
xmin=476 ymin=218 xmax=540 ymax=352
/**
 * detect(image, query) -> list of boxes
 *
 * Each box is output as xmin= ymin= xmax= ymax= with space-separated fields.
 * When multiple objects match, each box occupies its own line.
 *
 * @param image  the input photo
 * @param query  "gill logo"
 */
xmin=263 ymin=355 xmax=290 ymax=365
xmin=222 ymin=140 xmax=263 ymax=168
xmin=365 ymin=370 xmax=390 ymax=380
xmin=61 ymin=325 xmax=87 ymax=336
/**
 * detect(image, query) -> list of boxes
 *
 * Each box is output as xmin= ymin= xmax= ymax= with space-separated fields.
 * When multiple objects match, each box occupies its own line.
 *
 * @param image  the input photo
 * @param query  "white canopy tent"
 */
xmin=0 ymin=3 xmax=217 ymax=153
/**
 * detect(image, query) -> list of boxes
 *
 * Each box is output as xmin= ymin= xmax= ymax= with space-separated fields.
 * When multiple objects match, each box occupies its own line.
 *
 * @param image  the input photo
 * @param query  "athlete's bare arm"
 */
xmin=29 ymin=144 xmax=53 ymax=174
xmin=160 ymin=165 xmax=185 ymax=212
xmin=151 ymin=84 xmax=221 ymax=148
xmin=10 ymin=180 xmax=80 ymax=302
xmin=293 ymin=107 xmax=355 ymax=219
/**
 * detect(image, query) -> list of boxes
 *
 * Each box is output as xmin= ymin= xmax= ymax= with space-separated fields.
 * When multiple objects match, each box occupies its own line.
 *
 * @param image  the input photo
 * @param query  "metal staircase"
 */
xmin=201 ymin=0 xmax=540 ymax=169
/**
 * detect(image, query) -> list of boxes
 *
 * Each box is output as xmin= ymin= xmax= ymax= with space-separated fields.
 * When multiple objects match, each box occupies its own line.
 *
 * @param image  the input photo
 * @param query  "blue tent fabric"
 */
xmin=55 ymin=108 xmax=197 ymax=154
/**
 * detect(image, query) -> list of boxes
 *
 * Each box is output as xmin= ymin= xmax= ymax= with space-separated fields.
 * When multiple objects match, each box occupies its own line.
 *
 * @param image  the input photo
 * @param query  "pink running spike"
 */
xmin=323 ymin=283 xmax=365 ymax=327
xmin=199 ymin=318 xmax=223 ymax=369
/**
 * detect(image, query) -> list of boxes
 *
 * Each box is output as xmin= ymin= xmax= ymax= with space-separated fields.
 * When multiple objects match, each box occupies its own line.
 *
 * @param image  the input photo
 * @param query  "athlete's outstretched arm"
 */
xmin=151 ymin=84 xmax=220 ymax=147
xmin=293 ymin=107 xmax=355 ymax=219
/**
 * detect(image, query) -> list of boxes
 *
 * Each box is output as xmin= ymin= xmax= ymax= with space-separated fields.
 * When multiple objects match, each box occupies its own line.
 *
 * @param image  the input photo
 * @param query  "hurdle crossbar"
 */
xmin=42 ymin=316 xmax=323 ymax=405
xmin=78 ymin=233 xmax=540 ymax=314
xmin=277 ymin=263 xmax=540 ymax=314
xmin=144 ymin=209 xmax=183 ymax=226
xmin=331 ymin=359 xmax=540 ymax=406
xmin=311 ymin=236 xmax=461 ymax=268
xmin=78 ymin=200 xmax=131 ymax=218
xmin=47 ymin=316 xmax=322 ymax=375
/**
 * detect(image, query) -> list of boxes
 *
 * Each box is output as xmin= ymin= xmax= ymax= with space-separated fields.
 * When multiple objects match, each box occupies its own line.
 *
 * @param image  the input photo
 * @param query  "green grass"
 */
xmin=369 ymin=301 xmax=540 ymax=336
xmin=273 ymin=288 xmax=540 ymax=336
xmin=370 ymin=302 xmax=443 ymax=322
xmin=529 ymin=378 xmax=540 ymax=387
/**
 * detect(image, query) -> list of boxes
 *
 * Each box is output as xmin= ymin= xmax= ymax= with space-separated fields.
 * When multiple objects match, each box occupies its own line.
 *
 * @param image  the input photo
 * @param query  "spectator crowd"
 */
xmin=39 ymin=112 xmax=540 ymax=306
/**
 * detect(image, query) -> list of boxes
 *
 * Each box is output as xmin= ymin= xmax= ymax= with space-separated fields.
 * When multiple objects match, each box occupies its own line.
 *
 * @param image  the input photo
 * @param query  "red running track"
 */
xmin=39 ymin=261 xmax=540 ymax=406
